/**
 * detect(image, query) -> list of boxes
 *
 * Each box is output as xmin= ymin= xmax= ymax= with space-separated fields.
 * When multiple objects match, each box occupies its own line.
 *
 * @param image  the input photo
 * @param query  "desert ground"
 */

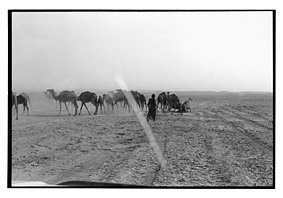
xmin=11 ymin=91 xmax=273 ymax=187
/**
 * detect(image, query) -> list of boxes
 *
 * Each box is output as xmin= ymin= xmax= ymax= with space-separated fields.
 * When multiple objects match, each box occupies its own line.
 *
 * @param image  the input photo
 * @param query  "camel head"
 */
xmin=47 ymin=89 xmax=54 ymax=93
xmin=46 ymin=89 xmax=59 ymax=100
xmin=182 ymin=100 xmax=191 ymax=111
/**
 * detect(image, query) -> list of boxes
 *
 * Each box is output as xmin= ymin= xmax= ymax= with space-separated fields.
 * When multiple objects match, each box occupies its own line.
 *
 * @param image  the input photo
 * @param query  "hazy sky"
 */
xmin=12 ymin=11 xmax=273 ymax=92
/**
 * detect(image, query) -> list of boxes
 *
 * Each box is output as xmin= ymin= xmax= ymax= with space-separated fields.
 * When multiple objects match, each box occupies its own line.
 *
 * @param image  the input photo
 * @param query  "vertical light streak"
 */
xmin=115 ymin=75 xmax=167 ymax=168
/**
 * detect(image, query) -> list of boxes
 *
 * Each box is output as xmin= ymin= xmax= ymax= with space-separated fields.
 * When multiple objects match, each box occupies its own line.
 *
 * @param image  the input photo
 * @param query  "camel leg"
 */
xmin=101 ymin=104 xmax=105 ymax=113
xmin=12 ymin=95 xmax=19 ymax=120
xmin=64 ymin=102 xmax=71 ymax=116
xmin=58 ymin=101 xmax=62 ymax=115
xmin=14 ymin=105 xmax=18 ymax=120
xmin=128 ymin=103 xmax=131 ymax=112
xmin=22 ymin=105 xmax=25 ymax=115
xmin=12 ymin=105 xmax=18 ymax=119
xmin=83 ymin=103 xmax=90 ymax=115
xmin=162 ymin=106 xmax=165 ymax=114
xmin=73 ymin=102 xmax=78 ymax=116
xmin=71 ymin=102 xmax=74 ymax=111
xmin=84 ymin=104 xmax=91 ymax=115
xmin=94 ymin=104 xmax=98 ymax=115
xmin=78 ymin=102 xmax=84 ymax=115
xmin=123 ymin=101 xmax=130 ymax=112
xmin=99 ymin=104 xmax=102 ymax=113
xmin=26 ymin=104 xmax=29 ymax=116
xmin=124 ymin=102 xmax=128 ymax=112
xmin=70 ymin=102 xmax=73 ymax=111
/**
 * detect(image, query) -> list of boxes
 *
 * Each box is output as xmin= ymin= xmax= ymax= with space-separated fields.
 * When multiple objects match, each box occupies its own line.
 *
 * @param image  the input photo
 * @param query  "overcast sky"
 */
xmin=12 ymin=11 xmax=273 ymax=92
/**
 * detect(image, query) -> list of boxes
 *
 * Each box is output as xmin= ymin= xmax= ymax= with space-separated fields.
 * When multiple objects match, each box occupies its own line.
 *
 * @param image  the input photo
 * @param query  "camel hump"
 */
xmin=59 ymin=91 xmax=77 ymax=100
xmin=80 ymin=91 xmax=96 ymax=96
xmin=78 ymin=91 xmax=97 ymax=100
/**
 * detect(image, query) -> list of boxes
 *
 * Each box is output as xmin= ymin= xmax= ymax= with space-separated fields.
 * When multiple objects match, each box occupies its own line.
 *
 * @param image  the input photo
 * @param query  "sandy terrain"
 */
xmin=11 ymin=91 xmax=273 ymax=187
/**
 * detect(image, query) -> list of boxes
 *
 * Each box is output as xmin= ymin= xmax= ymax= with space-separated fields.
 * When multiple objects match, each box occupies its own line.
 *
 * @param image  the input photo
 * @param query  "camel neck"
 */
xmin=50 ymin=91 xmax=59 ymax=100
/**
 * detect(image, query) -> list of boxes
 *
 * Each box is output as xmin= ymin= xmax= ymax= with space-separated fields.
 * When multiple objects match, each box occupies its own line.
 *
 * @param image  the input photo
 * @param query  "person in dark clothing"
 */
xmin=147 ymin=94 xmax=158 ymax=122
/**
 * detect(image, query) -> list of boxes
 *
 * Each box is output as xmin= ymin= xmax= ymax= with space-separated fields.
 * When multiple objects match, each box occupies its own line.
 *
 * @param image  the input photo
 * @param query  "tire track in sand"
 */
xmin=205 ymin=109 xmax=273 ymax=156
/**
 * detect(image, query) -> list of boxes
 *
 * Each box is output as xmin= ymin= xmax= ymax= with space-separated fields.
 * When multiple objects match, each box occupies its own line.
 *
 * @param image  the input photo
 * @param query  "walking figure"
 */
xmin=147 ymin=94 xmax=158 ymax=122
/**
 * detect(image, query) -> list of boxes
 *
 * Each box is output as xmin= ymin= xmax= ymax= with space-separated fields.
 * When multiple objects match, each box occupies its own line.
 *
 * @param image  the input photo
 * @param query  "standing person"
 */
xmin=147 ymin=94 xmax=158 ymax=122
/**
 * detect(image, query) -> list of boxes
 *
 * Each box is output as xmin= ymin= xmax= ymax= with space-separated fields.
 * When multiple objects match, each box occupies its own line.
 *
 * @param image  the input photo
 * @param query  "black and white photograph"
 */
xmin=8 ymin=10 xmax=274 ymax=189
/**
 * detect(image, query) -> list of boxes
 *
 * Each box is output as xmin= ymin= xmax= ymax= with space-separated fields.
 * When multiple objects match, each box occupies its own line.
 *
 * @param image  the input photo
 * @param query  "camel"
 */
xmin=44 ymin=90 xmax=57 ymax=108
xmin=44 ymin=91 xmax=53 ymax=103
xmin=17 ymin=95 xmax=29 ymax=115
xmin=20 ymin=92 xmax=32 ymax=110
xmin=122 ymin=90 xmax=141 ymax=111
xmin=77 ymin=91 xmax=98 ymax=115
xmin=157 ymin=92 xmax=169 ymax=112
xmin=97 ymin=96 xmax=105 ymax=113
xmin=167 ymin=93 xmax=181 ymax=113
xmin=103 ymin=94 xmax=114 ymax=112
xmin=139 ymin=94 xmax=147 ymax=112
xmin=111 ymin=90 xmax=130 ymax=111
xmin=132 ymin=91 xmax=141 ymax=107
xmin=133 ymin=91 xmax=141 ymax=106
xmin=109 ymin=90 xmax=126 ymax=109
xmin=171 ymin=98 xmax=192 ymax=116
xmin=181 ymin=98 xmax=192 ymax=113
xmin=45 ymin=90 xmax=72 ymax=110
xmin=12 ymin=92 xmax=18 ymax=120
xmin=47 ymin=89 xmax=78 ymax=116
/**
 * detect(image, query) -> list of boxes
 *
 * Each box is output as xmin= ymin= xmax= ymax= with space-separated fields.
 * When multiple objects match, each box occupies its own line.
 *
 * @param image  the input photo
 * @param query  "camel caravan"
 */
xmin=11 ymin=89 xmax=192 ymax=120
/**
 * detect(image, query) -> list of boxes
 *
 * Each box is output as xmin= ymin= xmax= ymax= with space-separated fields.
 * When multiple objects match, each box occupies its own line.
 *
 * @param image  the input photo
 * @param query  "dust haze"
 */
xmin=12 ymin=12 xmax=273 ymax=93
